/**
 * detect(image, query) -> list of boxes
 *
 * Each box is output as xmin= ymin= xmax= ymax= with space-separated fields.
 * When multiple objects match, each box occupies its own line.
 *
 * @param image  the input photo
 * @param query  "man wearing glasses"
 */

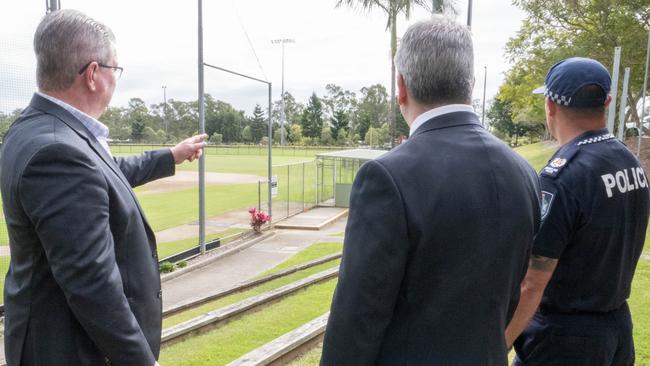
xmin=1 ymin=9 xmax=205 ymax=366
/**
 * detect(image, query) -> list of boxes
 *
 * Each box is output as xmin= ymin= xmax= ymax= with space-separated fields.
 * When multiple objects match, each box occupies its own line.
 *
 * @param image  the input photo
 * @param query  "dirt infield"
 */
xmin=138 ymin=171 xmax=265 ymax=194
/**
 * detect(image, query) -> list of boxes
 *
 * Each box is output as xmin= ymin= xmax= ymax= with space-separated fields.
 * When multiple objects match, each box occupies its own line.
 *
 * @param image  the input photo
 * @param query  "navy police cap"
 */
xmin=533 ymin=57 xmax=611 ymax=107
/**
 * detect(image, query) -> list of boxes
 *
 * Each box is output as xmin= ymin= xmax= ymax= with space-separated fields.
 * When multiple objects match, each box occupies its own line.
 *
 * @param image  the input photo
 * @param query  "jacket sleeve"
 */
xmin=320 ymin=160 xmax=410 ymax=366
xmin=114 ymin=148 xmax=175 ymax=188
xmin=20 ymin=143 xmax=156 ymax=366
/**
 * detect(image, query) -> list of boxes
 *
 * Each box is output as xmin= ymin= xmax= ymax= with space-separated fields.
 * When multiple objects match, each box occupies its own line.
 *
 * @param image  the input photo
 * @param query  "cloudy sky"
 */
xmin=0 ymin=1 xmax=525 ymax=116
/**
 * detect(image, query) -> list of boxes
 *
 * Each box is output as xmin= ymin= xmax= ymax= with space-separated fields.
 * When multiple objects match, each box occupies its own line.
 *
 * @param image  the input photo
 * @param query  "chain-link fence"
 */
xmin=110 ymin=144 xmax=349 ymax=157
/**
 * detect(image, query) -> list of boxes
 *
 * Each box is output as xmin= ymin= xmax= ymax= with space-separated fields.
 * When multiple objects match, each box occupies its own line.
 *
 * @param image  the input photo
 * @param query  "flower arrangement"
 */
xmin=249 ymin=207 xmax=270 ymax=233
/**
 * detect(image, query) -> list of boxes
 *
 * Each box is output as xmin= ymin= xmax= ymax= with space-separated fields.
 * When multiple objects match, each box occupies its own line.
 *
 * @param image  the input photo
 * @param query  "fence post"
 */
xmin=287 ymin=164 xmax=290 ymax=217
xmin=258 ymin=181 xmax=261 ymax=211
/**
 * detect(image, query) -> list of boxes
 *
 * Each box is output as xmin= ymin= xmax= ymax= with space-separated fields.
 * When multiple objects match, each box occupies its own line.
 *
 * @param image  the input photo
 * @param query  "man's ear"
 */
xmin=82 ymin=61 xmax=99 ymax=92
xmin=545 ymin=97 xmax=557 ymax=117
xmin=604 ymin=95 xmax=613 ymax=108
xmin=397 ymin=73 xmax=407 ymax=106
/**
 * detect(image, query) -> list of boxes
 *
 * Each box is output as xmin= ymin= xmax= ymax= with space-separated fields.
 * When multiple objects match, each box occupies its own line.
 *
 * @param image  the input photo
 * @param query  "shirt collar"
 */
xmin=409 ymin=104 xmax=476 ymax=137
xmin=36 ymin=91 xmax=110 ymax=139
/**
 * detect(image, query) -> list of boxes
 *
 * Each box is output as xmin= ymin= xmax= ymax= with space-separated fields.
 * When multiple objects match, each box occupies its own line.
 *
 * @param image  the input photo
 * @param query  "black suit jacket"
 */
xmin=321 ymin=112 xmax=541 ymax=365
xmin=1 ymin=94 xmax=174 ymax=366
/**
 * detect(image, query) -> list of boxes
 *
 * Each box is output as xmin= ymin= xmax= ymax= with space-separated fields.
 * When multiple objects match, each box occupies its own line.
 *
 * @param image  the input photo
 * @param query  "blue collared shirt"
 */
xmin=37 ymin=92 xmax=112 ymax=157
xmin=409 ymin=104 xmax=477 ymax=137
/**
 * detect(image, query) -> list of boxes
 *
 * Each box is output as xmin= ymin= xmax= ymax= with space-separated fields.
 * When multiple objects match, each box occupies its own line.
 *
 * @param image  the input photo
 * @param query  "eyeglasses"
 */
xmin=78 ymin=61 xmax=123 ymax=80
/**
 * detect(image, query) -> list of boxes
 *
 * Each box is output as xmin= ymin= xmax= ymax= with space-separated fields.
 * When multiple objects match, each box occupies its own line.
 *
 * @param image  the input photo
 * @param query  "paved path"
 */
xmin=162 ymin=218 xmax=346 ymax=310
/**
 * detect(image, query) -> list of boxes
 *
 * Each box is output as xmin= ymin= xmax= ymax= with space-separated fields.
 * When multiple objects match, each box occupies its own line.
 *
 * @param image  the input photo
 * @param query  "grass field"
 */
xmin=159 ymin=241 xmax=343 ymax=365
xmin=157 ymin=228 xmax=244 ymax=260
xmin=163 ymin=242 xmax=342 ymax=328
xmin=0 ymin=256 xmax=8 ymax=297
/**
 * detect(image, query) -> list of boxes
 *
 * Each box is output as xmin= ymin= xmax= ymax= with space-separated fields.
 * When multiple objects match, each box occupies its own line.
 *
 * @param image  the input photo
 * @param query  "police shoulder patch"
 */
xmin=540 ymin=144 xmax=580 ymax=179
xmin=541 ymin=190 xmax=555 ymax=220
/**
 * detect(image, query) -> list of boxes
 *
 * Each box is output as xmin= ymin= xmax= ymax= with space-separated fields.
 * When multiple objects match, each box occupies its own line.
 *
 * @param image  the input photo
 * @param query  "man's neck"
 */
xmin=40 ymin=89 xmax=98 ymax=119
xmin=556 ymin=120 xmax=606 ymax=145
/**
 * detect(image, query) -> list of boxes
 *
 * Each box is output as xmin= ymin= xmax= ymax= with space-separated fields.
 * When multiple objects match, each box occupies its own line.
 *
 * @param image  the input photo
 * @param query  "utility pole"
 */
xmin=47 ymin=0 xmax=60 ymax=13
xmin=271 ymin=39 xmax=295 ymax=146
xmin=467 ymin=0 xmax=473 ymax=29
xmin=162 ymin=85 xmax=168 ymax=137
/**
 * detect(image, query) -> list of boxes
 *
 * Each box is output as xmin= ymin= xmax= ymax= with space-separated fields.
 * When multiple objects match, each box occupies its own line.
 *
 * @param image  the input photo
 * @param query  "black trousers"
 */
xmin=513 ymin=302 xmax=634 ymax=366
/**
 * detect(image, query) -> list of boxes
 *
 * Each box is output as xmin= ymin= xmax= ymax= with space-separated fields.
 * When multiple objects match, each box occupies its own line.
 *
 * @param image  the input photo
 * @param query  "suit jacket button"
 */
xmin=157 ymin=290 xmax=163 ymax=299
xmin=152 ymin=250 xmax=158 ymax=260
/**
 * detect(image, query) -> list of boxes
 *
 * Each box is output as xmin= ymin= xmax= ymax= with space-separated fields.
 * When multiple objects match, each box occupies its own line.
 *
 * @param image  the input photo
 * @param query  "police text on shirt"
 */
xmin=601 ymin=167 xmax=648 ymax=198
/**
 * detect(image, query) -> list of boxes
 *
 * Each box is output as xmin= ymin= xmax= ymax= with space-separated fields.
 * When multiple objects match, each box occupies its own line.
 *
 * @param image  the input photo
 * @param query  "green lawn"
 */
xmin=137 ymin=183 xmax=258 ymax=232
xmin=157 ymin=228 xmax=244 ymax=260
xmin=159 ymin=279 xmax=337 ymax=366
xmin=0 ymin=256 xmax=8 ymax=298
xmin=163 ymin=242 xmax=342 ymax=328
xmin=630 ymin=260 xmax=650 ymax=365
xmin=513 ymin=141 xmax=556 ymax=171
xmin=256 ymin=242 xmax=342 ymax=277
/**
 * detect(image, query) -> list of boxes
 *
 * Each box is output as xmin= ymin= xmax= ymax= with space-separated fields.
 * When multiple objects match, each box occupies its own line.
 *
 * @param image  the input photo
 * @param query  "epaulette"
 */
xmin=540 ymin=143 xmax=579 ymax=179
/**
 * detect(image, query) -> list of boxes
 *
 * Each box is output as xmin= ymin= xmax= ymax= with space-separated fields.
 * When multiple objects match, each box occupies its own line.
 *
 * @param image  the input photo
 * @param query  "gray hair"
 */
xmin=395 ymin=16 xmax=474 ymax=105
xmin=34 ymin=9 xmax=116 ymax=91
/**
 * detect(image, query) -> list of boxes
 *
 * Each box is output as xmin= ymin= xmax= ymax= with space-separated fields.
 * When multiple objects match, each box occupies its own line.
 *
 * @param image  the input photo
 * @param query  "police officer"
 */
xmin=505 ymin=57 xmax=650 ymax=365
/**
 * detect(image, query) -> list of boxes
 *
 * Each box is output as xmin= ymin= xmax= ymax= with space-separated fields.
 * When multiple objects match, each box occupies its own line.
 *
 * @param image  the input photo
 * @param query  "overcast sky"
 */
xmin=0 ymin=1 xmax=525 ymax=116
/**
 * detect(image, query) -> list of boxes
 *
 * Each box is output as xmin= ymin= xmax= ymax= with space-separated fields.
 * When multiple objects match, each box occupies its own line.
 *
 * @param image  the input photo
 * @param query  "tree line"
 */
xmin=488 ymin=0 xmax=649 ymax=146
xmin=0 ymin=83 xmax=409 ymax=147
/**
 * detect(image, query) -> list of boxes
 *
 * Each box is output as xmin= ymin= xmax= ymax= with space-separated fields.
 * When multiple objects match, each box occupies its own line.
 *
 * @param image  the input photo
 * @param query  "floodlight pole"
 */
xmin=638 ymin=28 xmax=650 ymax=156
xmin=203 ymin=63 xmax=273 ymax=222
xmin=198 ymin=0 xmax=206 ymax=254
xmin=271 ymin=39 xmax=295 ymax=146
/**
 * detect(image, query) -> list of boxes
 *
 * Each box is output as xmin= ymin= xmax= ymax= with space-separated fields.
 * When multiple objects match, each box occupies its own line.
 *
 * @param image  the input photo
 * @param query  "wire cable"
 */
xmin=231 ymin=0 xmax=268 ymax=82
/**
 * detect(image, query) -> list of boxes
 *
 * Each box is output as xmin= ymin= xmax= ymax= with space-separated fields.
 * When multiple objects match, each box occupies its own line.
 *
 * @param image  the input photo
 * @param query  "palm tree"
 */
xmin=336 ymin=0 xmax=457 ymax=146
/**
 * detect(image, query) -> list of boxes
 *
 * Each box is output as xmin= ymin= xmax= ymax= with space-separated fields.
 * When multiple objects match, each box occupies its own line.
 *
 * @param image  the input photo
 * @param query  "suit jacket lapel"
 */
xmin=29 ymin=94 xmax=157 ymax=248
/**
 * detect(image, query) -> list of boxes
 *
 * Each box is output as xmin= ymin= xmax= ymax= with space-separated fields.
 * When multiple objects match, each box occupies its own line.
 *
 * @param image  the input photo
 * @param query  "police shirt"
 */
xmin=534 ymin=128 xmax=650 ymax=313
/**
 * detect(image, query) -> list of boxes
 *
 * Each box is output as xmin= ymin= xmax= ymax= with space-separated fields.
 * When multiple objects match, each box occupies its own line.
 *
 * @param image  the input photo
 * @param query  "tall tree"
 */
xmin=503 ymin=1 xmax=650 ymax=131
xmin=335 ymin=0 xmax=455 ymax=146
xmin=331 ymin=109 xmax=350 ymax=140
xmin=301 ymin=93 xmax=325 ymax=138
xmin=356 ymin=84 xmax=390 ymax=139
xmin=249 ymin=104 xmax=267 ymax=143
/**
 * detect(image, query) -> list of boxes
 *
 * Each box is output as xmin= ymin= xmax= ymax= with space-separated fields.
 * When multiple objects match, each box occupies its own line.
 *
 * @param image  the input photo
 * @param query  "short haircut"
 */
xmin=395 ymin=16 xmax=474 ymax=105
xmin=34 ymin=9 xmax=116 ymax=91
xmin=556 ymin=85 xmax=607 ymax=119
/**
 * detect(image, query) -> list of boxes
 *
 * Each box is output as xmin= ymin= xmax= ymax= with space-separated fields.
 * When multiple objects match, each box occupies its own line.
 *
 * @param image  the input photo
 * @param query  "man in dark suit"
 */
xmin=1 ymin=9 xmax=206 ymax=366
xmin=320 ymin=17 xmax=541 ymax=365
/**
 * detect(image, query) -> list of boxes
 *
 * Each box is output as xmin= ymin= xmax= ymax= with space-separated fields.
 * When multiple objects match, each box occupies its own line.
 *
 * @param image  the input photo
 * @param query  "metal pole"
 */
xmin=467 ymin=0 xmax=473 ymax=29
xmin=46 ymin=0 xmax=60 ymax=13
xmin=638 ymin=28 xmax=650 ymax=156
xmin=162 ymin=85 xmax=168 ymax=137
xmin=287 ymin=165 xmax=290 ymax=217
xmin=281 ymin=42 xmax=286 ymax=146
xmin=617 ymin=68 xmax=631 ymax=140
xmin=268 ymin=83 xmax=273 ymax=223
xmin=198 ymin=0 xmax=206 ymax=254
xmin=482 ymin=66 xmax=487 ymax=126
xmin=607 ymin=47 xmax=622 ymax=132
